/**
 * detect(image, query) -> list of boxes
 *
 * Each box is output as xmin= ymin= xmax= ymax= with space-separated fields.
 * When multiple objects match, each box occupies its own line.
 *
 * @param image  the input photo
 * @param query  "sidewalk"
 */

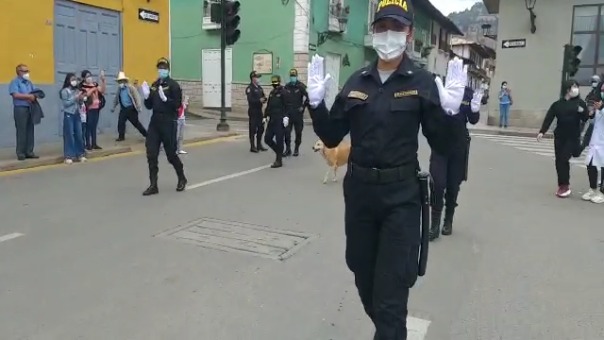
xmin=0 ymin=118 xmax=238 ymax=173
xmin=189 ymin=104 xmax=551 ymax=139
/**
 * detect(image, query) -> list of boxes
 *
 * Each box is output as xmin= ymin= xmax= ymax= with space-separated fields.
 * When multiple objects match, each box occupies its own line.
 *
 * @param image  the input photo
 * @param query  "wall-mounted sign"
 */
xmin=138 ymin=9 xmax=160 ymax=23
xmin=501 ymin=39 xmax=526 ymax=49
xmin=252 ymin=53 xmax=273 ymax=74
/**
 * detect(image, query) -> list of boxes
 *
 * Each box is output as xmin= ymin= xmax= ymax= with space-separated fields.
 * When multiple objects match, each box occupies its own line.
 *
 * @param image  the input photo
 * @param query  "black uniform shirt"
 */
xmin=448 ymin=86 xmax=480 ymax=142
xmin=539 ymin=96 xmax=588 ymax=138
xmin=284 ymin=81 xmax=309 ymax=109
xmin=310 ymin=55 xmax=451 ymax=169
xmin=264 ymin=86 xmax=288 ymax=118
xmin=245 ymin=83 xmax=265 ymax=109
xmin=144 ymin=77 xmax=183 ymax=120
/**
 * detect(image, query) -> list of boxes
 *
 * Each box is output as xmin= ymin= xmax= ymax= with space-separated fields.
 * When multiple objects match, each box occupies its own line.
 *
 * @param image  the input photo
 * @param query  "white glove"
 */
xmin=307 ymin=54 xmax=332 ymax=108
xmin=262 ymin=118 xmax=267 ymax=124
xmin=434 ymin=57 xmax=467 ymax=115
xmin=283 ymin=117 xmax=289 ymax=127
xmin=141 ymin=81 xmax=150 ymax=99
xmin=158 ymin=86 xmax=167 ymax=102
xmin=470 ymin=88 xmax=484 ymax=113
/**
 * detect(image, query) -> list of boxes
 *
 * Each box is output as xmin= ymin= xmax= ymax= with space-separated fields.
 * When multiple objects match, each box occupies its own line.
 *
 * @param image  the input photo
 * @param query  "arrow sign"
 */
xmin=138 ymin=8 xmax=159 ymax=23
xmin=502 ymin=39 xmax=526 ymax=49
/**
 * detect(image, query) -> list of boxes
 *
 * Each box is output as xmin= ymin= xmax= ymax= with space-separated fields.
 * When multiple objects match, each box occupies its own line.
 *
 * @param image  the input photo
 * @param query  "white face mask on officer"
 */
xmin=372 ymin=30 xmax=407 ymax=61
xmin=569 ymin=86 xmax=580 ymax=98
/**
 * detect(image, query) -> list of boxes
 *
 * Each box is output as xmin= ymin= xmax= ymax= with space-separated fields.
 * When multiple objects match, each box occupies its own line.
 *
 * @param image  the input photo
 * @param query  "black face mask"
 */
xmin=272 ymin=84 xmax=279 ymax=88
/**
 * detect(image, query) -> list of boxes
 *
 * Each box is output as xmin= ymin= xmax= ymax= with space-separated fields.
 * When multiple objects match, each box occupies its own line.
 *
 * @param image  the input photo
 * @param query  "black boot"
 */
xmin=250 ymin=138 xmax=258 ymax=153
xmin=143 ymin=175 xmax=159 ymax=196
xmin=257 ymin=138 xmax=267 ymax=151
xmin=442 ymin=207 xmax=454 ymax=236
xmin=429 ymin=209 xmax=442 ymax=241
xmin=283 ymin=148 xmax=292 ymax=157
xmin=293 ymin=145 xmax=300 ymax=156
xmin=271 ymin=154 xmax=283 ymax=168
xmin=176 ymin=176 xmax=187 ymax=192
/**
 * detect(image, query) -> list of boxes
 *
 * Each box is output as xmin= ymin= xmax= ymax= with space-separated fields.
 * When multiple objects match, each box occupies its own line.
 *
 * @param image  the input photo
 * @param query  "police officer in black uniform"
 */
xmin=246 ymin=71 xmax=268 ymax=153
xmin=308 ymin=0 xmax=465 ymax=338
xmin=429 ymin=84 xmax=481 ymax=239
xmin=283 ymin=68 xmax=309 ymax=157
xmin=264 ymin=75 xmax=289 ymax=168
xmin=141 ymin=58 xmax=187 ymax=196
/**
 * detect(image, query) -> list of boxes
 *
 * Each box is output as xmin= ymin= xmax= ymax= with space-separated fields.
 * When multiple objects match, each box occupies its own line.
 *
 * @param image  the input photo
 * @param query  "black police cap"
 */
xmin=157 ymin=57 xmax=170 ymax=69
xmin=271 ymin=75 xmax=281 ymax=84
xmin=289 ymin=68 xmax=298 ymax=76
xmin=372 ymin=0 xmax=414 ymax=26
xmin=250 ymin=71 xmax=261 ymax=79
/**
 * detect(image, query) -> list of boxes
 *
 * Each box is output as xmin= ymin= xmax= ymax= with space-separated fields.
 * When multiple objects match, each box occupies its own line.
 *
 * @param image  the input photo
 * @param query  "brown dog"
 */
xmin=312 ymin=139 xmax=351 ymax=184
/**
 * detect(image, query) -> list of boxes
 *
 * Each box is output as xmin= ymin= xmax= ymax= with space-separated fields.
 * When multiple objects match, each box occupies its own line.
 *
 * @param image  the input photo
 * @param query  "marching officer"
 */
xmin=283 ymin=68 xmax=309 ymax=157
xmin=306 ymin=0 xmax=467 ymax=337
xmin=429 ymin=82 xmax=483 ymax=240
xmin=246 ymin=71 xmax=268 ymax=153
xmin=140 ymin=58 xmax=187 ymax=195
xmin=263 ymin=75 xmax=289 ymax=168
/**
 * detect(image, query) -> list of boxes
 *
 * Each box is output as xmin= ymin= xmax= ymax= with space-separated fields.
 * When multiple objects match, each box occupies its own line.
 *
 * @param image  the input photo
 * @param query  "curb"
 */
xmin=184 ymin=132 xmax=240 ymax=144
xmin=189 ymin=110 xmax=314 ymax=125
xmin=0 ymin=146 xmax=132 ymax=172
xmin=470 ymin=128 xmax=553 ymax=139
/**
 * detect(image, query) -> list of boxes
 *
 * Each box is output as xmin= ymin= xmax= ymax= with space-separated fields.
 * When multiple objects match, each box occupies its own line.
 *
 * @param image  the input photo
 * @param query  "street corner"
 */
xmin=0 ymin=146 xmax=132 ymax=176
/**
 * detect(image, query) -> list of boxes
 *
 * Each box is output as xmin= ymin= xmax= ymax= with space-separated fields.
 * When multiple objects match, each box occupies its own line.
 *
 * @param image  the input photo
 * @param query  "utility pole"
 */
xmin=216 ymin=0 xmax=229 ymax=131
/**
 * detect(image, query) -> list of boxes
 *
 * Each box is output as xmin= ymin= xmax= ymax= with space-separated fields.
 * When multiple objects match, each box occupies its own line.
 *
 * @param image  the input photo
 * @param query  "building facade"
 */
xmin=170 ymin=0 xmax=461 ymax=112
xmin=0 ymin=0 xmax=170 ymax=148
xmin=483 ymin=0 xmax=603 ymax=128
xmin=451 ymin=37 xmax=496 ymax=89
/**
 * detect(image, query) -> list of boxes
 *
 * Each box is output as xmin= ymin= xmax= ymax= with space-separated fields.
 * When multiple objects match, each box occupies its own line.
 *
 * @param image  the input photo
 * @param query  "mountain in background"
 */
xmin=447 ymin=2 xmax=498 ymax=38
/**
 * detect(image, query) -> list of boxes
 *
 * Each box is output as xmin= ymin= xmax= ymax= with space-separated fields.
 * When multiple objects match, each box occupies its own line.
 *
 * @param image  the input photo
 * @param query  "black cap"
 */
xmin=372 ymin=0 xmax=414 ymax=26
xmin=250 ymin=71 xmax=261 ymax=79
xmin=289 ymin=68 xmax=298 ymax=76
xmin=156 ymin=57 xmax=170 ymax=69
xmin=271 ymin=75 xmax=281 ymax=84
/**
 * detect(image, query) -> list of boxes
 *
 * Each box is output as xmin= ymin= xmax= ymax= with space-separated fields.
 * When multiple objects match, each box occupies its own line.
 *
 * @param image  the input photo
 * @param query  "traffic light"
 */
xmin=564 ymin=44 xmax=582 ymax=77
xmin=224 ymin=1 xmax=241 ymax=45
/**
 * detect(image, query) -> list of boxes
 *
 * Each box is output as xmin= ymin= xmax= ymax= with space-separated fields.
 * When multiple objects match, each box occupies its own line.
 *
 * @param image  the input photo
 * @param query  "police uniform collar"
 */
xmin=362 ymin=53 xmax=416 ymax=79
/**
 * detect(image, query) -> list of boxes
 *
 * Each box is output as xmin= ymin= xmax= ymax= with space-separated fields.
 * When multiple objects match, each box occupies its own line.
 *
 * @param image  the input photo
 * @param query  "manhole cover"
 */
xmin=154 ymin=218 xmax=315 ymax=260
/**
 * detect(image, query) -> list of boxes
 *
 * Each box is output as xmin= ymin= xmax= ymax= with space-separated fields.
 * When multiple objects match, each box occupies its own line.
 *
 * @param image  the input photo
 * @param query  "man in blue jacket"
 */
xmin=8 ymin=64 xmax=39 ymax=161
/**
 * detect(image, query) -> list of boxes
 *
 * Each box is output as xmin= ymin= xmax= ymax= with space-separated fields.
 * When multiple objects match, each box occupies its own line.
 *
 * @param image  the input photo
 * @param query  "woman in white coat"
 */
xmin=582 ymin=98 xmax=604 ymax=203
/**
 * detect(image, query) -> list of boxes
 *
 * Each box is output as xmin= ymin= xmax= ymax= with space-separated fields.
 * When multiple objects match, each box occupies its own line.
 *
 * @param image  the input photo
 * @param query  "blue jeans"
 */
xmin=499 ymin=103 xmax=510 ymax=127
xmin=63 ymin=112 xmax=84 ymax=159
xmin=85 ymin=108 xmax=100 ymax=148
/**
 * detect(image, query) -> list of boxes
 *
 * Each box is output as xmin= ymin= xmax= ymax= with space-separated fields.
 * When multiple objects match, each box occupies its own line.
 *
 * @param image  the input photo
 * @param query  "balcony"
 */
xmin=328 ymin=0 xmax=349 ymax=33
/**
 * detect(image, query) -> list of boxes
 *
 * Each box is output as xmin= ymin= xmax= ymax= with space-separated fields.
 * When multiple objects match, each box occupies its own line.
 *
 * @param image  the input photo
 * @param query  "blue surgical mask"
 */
xmin=290 ymin=76 xmax=297 ymax=83
xmin=158 ymin=69 xmax=169 ymax=79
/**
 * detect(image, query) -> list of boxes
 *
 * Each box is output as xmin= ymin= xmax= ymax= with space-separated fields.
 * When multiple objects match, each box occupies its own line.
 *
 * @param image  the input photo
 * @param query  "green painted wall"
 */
xmin=170 ymin=0 xmax=294 ymax=83
xmin=311 ymin=0 xmax=371 ymax=87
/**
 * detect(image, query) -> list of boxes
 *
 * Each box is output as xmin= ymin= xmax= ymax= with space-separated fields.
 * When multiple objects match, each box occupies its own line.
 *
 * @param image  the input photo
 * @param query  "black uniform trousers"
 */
xmin=248 ymin=107 xmax=264 ymax=147
xmin=118 ymin=106 xmax=147 ymax=139
xmin=264 ymin=117 xmax=285 ymax=156
xmin=554 ymin=136 xmax=578 ymax=186
xmin=343 ymin=172 xmax=420 ymax=340
xmin=284 ymin=108 xmax=304 ymax=149
xmin=145 ymin=115 xmax=184 ymax=182
xmin=429 ymin=143 xmax=466 ymax=212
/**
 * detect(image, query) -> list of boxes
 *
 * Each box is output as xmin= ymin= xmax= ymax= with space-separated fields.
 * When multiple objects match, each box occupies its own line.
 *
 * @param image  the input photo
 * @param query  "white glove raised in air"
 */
xmin=470 ymin=86 xmax=484 ymax=113
xmin=434 ymin=57 xmax=467 ymax=115
xmin=158 ymin=86 xmax=167 ymax=102
xmin=307 ymin=54 xmax=332 ymax=108
xmin=141 ymin=81 xmax=150 ymax=99
xmin=262 ymin=117 xmax=267 ymax=124
xmin=283 ymin=117 xmax=289 ymax=127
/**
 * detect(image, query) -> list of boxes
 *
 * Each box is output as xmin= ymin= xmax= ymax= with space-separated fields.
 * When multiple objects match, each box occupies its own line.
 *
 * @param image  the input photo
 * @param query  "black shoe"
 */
xmin=142 ymin=185 xmax=159 ymax=196
xmin=26 ymin=154 xmax=39 ymax=159
xmin=258 ymin=145 xmax=268 ymax=152
xmin=250 ymin=147 xmax=258 ymax=153
xmin=176 ymin=177 xmax=187 ymax=192
xmin=293 ymin=147 xmax=299 ymax=157
xmin=442 ymin=208 xmax=454 ymax=236
xmin=116 ymin=138 xmax=125 ymax=142
xmin=17 ymin=155 xmax=26 ymax=161
xmin=93 ymin=145 xmax=102 ymax=150
xmin=429 ymin=210 xmax=442 ymax=241
xmin=283 ymin=149 xmax=292 ymax=157
xmin=270 ymin=159 xmax=283 ymax=168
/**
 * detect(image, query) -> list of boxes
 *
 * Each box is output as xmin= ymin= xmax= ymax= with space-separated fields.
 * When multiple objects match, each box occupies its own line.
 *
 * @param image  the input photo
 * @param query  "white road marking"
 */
xmin=407 ymin=316 xmax=431 ymax=339
xmin=187 ymin=164 xmax=272 ymax=190
xmin=0 ymin=232 xmax=24 ymax=243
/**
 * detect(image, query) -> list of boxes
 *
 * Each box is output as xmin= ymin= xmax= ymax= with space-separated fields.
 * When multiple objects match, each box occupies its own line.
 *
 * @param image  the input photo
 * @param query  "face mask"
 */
xmin=372 ymin=30 xmax=407 ymax=61
xmin=85 ymin=77 xmax=93 ymax=84
xmin=158 ymin=69 xmax=169 ymax=79
xmin=290 ymin=76 xmax=297 ymax=83
xmin=119 ymin=83 xmax=126 ymax=88
xmin=70 ymin=80 xmax=77 ymax=87
xmin=569 ymin=87 xmax=579 ymax=97
xmin=272 ymin=84 xmax=279 ymax=89
xmin=22 ymin=73 xmax=30 ymax=81
xmin=592 ymin=82 xmax=599 ymax=88
xmin=502 ymin=85 xmax=507 ymax=89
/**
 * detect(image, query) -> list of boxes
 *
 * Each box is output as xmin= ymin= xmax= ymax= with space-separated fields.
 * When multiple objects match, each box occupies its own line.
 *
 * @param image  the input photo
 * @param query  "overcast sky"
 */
xmin=431 ymin=0 xmax=480 ymax=15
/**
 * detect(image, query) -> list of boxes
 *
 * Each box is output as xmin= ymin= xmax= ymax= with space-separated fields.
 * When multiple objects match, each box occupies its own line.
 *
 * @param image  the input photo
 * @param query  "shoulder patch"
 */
xmin=461 ymin=101 xmax=470 ymax=106
xmin=393 ymin=89 xmax=418 ymax=98
xmin=246 ymin=88 xmax=250 ymax=94
xmin=348 ymin=90 xmax=368 ymax=100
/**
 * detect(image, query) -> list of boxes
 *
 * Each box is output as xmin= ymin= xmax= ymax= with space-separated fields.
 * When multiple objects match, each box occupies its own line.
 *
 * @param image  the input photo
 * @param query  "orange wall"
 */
xmin=0 ymin=0 xmax=169 ymax=84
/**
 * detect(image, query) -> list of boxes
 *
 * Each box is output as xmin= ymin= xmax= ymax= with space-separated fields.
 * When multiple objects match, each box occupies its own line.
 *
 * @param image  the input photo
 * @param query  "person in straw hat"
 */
xmin=111 ymin=71 xmax=147 ymax=141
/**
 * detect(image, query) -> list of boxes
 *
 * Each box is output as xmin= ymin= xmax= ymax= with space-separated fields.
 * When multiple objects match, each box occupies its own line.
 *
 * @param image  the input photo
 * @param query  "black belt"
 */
xmin=349 ymin=163 xmax=418 ymax=184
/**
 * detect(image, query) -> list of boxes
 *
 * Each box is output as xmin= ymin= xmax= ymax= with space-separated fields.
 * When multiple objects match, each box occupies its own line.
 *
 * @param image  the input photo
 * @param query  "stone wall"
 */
xmin=293 ymin=53 xmax=309 ymax=83
xmin=177 ymin=80 xmax=248 ymax=112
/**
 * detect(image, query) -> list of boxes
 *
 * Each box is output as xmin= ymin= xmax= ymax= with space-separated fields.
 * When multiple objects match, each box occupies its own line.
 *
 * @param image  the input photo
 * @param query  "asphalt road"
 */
xmin=1 ymin=126 xmax=603 ymax=340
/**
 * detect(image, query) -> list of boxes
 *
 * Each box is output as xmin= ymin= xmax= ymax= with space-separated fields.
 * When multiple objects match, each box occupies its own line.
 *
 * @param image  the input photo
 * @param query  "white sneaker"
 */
xmin=178 ymin=150 xmax=187 ymax=154
xmin=591 ymin=192 xmax=604 ymax=204
xmin=79 ymin=156 xmax=87 ymax=162
xmin=64 ymin=159 xmax=73 ymax=164
xmin=582 ymin=189 xmax=596 ymax=201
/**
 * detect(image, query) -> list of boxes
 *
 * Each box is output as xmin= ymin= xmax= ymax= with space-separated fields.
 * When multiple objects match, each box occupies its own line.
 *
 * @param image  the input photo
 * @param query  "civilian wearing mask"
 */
xmin=80 ymin=69 xmax=106 ymax=150
xmin=538 ymin=80 xmax=589 ymax=198
xmin=59 ymin=73 xmax=87 ymax=164
xmin=498 ymin=81 xmax=512 ymax=128
xmin=582 ymin=91 xmax=604 ymax=203
xmin=8 ymin=64 xmax=40 ymax=160
xmin=110 ymin=71 xmax=147 ymax=141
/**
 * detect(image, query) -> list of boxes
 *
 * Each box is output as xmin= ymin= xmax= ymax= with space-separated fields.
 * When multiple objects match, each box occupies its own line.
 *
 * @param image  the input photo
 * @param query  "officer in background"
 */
xmin=306 ymin=0 xmax=466 ymax=337
xmin=429 ymin=82 xmax=483 ymax=240
xmin=263 ymin=75 xmax=289 ymax=168
xmin=140 ymin=58 xmax=187 ymax=195
xmin=283 ymin=68 xmax=309 ymax=157
xmin=246 ymin=71 xmax=268 ymax=153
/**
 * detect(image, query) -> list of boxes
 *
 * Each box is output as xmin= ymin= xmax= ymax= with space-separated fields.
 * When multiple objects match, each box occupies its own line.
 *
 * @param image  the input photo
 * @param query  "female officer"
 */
xmin=538 ymin=80 xmax=589 ymax=198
